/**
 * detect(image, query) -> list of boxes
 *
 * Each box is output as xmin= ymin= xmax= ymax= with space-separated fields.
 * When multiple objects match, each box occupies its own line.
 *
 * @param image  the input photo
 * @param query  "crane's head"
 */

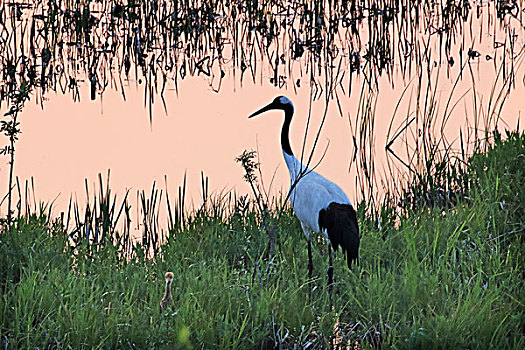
xmin=165 ymin=271 xmax=174 ymax=283
xmin=248 ymin=96 xmax=294 ymax=118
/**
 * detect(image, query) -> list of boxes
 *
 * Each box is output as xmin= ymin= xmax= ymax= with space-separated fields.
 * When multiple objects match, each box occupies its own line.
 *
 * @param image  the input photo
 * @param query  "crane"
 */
xmin=248 ymin=96 xmax=360 ymax=285
xmin=160 ymin=271 xmax=174 ymax=310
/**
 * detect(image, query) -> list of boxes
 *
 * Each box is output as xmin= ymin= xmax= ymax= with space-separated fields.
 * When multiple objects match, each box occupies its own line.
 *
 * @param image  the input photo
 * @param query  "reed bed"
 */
xmin=0 ymin=0 xmax=522 ymax=111
xmin=0 ymin=1 xmax=524 ymax=348
xmin=1 ymin=0 xmax=523 ymax=232
xmin=1 ymin=128 xmax=523 ymax=349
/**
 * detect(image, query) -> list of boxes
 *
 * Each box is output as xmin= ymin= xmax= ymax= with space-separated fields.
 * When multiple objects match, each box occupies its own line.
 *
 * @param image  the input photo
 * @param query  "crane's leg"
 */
xmin=327 ymin=245 xmax=334 ymax=286
xmin=307 ymin=240 xmax=313 ymax=279
xmin=301 ymin=223 xmax=314 ymax=279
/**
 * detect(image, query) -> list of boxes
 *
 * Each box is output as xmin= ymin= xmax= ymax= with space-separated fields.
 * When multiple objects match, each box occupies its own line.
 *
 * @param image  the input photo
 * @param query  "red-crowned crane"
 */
xmin=160 ymin=271 xmax=174 ymax=310
xmin=248 ymin=96 xmax=360 ymax=285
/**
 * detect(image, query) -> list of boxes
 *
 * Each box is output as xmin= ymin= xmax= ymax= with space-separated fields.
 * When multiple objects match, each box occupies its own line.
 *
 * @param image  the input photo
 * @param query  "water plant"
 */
xmin=0 ymin=129 xmax=523 ymax=349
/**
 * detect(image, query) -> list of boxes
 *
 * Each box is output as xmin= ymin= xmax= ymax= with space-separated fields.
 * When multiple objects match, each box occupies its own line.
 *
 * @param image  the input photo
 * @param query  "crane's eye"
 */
xmin=279 ymin=96 xmax=292 ymax=105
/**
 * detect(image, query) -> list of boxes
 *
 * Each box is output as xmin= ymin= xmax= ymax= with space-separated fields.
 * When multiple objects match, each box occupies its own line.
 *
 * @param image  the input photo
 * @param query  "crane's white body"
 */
xmin=249 ymin=95 xmax=359 ymax=280
xmin=283 ymin=151 xmax=351 ymax=240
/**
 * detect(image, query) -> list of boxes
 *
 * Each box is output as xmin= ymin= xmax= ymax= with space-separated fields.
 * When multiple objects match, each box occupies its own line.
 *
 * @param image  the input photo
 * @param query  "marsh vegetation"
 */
xmin=0 ymin=0 xmax=524 ymax=348
xmin=1 ymin=129 xmax=524 ymax=348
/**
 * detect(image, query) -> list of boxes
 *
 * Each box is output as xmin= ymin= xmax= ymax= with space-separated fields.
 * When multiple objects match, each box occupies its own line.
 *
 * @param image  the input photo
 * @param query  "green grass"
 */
xmin=1 ymin=130 xmax=523 ymax=349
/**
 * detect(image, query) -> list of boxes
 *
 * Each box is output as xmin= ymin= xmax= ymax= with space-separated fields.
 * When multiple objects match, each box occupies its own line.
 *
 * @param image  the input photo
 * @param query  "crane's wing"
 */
xmin=289 ymin=172 xmax=351 ymax=232
xmin=319 ymin=202 xmax=360 ymax=269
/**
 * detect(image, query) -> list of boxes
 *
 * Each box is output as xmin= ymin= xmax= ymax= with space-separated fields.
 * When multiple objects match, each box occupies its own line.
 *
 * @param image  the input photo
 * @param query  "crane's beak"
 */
xmin=248 ymin=101 xmax=279 ymax=118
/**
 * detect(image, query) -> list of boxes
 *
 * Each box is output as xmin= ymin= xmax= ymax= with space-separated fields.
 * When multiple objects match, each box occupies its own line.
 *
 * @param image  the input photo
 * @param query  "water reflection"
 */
xmin=2 ymin=62 xmax=522 ymax=232
xmin=0 ymin=0 xmax=523 ymax=236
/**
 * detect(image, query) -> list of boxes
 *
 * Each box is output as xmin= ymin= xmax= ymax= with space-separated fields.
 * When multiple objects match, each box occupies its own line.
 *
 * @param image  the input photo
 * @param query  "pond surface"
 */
xmin=0 ymin=1 xmax=523 ymax=235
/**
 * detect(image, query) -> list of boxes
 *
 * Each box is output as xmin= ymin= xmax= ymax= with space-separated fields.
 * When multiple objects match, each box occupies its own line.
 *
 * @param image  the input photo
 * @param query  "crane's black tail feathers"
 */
xmin=319 ymin=202 xmax=360 ymax=270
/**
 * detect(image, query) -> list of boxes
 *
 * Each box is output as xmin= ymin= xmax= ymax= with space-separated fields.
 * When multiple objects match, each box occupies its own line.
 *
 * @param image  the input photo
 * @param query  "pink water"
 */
xmin=0 ymin=2 xmax=523 ymax=233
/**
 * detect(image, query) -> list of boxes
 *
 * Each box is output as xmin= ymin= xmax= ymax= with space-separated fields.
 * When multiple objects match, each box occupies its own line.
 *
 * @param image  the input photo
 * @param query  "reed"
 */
xmin=0 ymin=1 xmax=522 ymax=110
xmin=0 ymin=1 xmax=523 ymax=347
xmin=1 ymin=1 xmax=523 ymax=231
xmin=1 ymin=128 xmax=523 ymax=349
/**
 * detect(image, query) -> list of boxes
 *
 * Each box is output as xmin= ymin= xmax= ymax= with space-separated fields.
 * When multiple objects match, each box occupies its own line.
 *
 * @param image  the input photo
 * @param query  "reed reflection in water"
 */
xmin=3 ymin=60 xmax=523 ymax=235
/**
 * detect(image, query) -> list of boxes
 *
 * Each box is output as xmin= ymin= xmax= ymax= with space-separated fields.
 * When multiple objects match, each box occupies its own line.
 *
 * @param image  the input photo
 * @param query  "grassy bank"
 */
xmin=1 ymin=130 xmax=523 ymax=349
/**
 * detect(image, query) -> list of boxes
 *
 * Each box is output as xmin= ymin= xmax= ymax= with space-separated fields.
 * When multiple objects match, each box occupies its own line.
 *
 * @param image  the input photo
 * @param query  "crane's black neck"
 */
xmin=281 ymin=105 xmax=294 ymax=156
